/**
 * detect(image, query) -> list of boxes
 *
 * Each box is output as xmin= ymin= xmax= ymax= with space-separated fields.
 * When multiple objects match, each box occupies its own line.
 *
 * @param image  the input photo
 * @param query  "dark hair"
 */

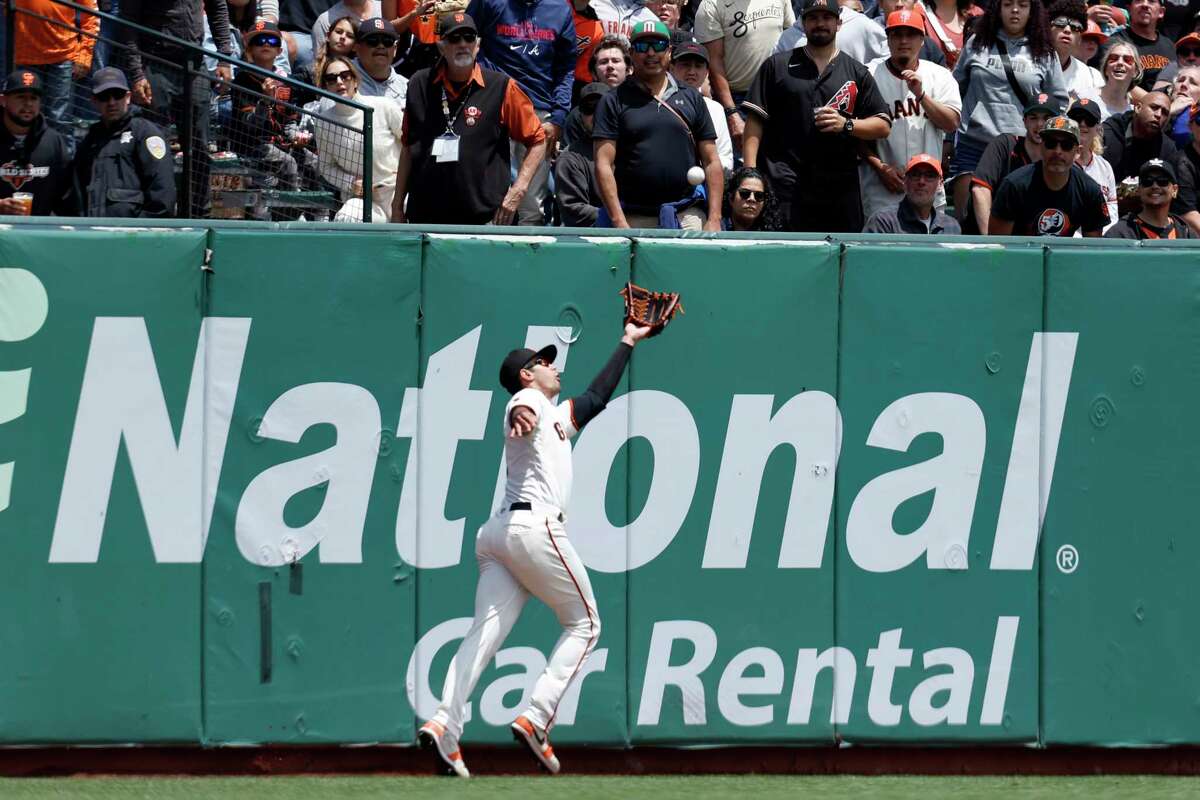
xmin=723 ymin=167 xmax=783 ymax=232
xmin=1045 ymin=0 xmax=1086 ymax=25
xmin=970 ymin=0 xmax=1055 ymax=61
xmin=589 ymin=35 xmax=633 ymax=79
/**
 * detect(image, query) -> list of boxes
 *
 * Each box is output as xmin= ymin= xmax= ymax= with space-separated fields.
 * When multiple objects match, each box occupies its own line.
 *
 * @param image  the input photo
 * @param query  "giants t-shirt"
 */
xmin=992 ymin=162 xmax=1110 ymax=236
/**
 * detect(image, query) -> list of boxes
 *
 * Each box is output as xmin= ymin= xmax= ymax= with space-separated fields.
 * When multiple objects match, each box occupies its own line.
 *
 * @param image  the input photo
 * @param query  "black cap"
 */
xmin=1023 ymin=92 xmax=1061 ymax=117
xmin=579 ymin=82 xmax=611 ymax=103
xmin=672 ymin=40 xmax=709 ymax=63
xmin=356 ymin=17 xmax=399 ymax=41
xmin=438 ymin=11 xmax=478 ymax=37
xmin=2 ymin=69 xmax=42 ymax=96
xmin=800 ymin=0 xmax=839 ymax=17
xmin=499 ymin=345 xmax=557 ymax=395
xmin=91 ymin=67 xmax=130 ymax=95
xmin=1066 ymin=97 xmax=1101 ymax=125
xmin=1139 ymin=157 xmax=1177 ymax=183
xmin=245 ymin=19 xmax=282 ymax=41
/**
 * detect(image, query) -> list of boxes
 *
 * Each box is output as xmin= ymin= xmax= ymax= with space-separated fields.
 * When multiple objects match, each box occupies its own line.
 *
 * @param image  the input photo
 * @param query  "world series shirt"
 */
xmin=503 ymin=389 xmax=580 ymax=512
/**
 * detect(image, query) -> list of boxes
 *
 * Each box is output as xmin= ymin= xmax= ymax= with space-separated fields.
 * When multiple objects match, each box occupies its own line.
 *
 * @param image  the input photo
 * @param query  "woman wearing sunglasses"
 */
xmin=722 ymin=167 xmax=783 ymax=231
xmin=312 ymin=54 xmax=407 ymax=222
xmin=1098 ymin=40 xmax=1143 ymax=117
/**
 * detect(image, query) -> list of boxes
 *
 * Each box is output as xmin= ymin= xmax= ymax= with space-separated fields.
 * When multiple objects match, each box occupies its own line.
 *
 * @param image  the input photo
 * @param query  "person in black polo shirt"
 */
xmin=392 ymin=13 xmax=548 ymax=225
xmin=741 ymin=0 xmax=891 ymax=233
xmin=990 ymin=116 xmax=1109 ymax=237
xmin=592 ymin=20 xmax=723 ymax=230
xmin=1106 ymin=158 xmax=1198 ymax=239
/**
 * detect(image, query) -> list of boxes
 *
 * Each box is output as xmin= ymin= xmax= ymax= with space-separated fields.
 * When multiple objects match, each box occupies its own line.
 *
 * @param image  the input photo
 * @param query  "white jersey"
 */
xmin=859 ymin=57 xmax=962 ymax=218
xmin=503 ymin=389 xmax=580 ymax=512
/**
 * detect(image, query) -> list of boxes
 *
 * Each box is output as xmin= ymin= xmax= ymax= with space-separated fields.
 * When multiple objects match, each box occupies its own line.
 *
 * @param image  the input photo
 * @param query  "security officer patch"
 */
xmin=145 ymin=136 xmax=167 ymax=160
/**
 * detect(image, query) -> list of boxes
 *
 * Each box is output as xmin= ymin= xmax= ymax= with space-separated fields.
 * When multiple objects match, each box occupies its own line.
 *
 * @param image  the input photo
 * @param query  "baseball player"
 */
xmin=418 ymin=320 xmax=655 ymax=778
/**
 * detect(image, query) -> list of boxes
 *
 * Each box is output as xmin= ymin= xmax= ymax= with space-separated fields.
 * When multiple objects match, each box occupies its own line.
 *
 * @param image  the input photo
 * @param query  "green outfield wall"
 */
xmin=1 ymin=221 xmax=1198 ymax=747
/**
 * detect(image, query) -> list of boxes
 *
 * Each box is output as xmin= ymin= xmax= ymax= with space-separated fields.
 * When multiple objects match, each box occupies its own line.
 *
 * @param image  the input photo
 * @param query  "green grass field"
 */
xmin=3 ymin=776 xmax=1200 ymax=799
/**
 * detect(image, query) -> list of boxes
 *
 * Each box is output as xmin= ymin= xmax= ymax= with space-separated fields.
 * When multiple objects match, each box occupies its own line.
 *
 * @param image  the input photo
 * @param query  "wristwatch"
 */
xmin=724 ymin=106 xmax=739 ymax=117
xmin=842 ymin=117 xmax=855 ymax=135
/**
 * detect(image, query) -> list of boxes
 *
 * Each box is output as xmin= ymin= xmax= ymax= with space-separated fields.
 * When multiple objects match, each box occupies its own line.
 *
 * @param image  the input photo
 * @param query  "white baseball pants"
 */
xmin=429 ymin=509 xmax=601 ymax=737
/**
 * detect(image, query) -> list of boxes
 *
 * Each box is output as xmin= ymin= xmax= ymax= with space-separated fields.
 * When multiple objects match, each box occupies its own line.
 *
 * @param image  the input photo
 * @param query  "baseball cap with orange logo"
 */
xmin=2 ymin=69 xmax=43 ymax=96
xmin=437 ymin=12 xmax=478 ymax=37
xmin=886 ymin=9 xmax=925 ymax=33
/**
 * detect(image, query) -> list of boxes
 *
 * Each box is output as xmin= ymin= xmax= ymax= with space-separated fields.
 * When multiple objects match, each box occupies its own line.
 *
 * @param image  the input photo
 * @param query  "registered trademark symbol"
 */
xmin=1056 ymin=545 xmax=1079 ymax=574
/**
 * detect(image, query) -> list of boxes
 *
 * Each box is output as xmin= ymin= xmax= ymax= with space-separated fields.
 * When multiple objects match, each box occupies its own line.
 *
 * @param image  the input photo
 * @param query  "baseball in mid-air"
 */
xmin=686 ymin=165 xmax=705 ymax=186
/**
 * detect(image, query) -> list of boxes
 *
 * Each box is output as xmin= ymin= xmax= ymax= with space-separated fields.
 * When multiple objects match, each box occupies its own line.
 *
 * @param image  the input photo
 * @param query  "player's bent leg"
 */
xmin=418 ymin=719 xmax=470 ymax=778
xmin=432 ymin=546 xmax=530 ymax=740
xmin=505 ymin=520 xmax=601 ymax=773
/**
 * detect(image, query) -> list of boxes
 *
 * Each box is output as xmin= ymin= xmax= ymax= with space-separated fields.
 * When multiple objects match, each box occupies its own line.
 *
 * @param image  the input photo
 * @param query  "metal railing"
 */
xmin=3 ymin=0 xmax=376 ymax=222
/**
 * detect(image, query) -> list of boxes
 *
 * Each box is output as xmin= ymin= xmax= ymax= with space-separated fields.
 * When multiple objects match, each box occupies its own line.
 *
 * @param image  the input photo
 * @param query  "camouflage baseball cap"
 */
xmin=1040 ymin=115 xmax=1080 ymax=144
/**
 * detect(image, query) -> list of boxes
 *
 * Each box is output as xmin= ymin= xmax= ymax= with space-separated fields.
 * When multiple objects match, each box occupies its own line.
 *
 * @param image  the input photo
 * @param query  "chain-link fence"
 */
xmin=3 ymin=0 xmax=375 ymax=221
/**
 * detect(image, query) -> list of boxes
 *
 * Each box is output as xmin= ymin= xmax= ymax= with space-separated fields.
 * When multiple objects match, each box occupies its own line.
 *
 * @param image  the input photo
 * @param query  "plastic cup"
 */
xmin=11 ymin=193 xmax=32 ymax=216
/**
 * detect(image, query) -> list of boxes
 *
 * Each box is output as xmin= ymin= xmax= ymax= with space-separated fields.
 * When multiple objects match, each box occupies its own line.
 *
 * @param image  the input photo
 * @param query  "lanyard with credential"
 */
xmin=434 ymin=82 xmax=473 ymax=162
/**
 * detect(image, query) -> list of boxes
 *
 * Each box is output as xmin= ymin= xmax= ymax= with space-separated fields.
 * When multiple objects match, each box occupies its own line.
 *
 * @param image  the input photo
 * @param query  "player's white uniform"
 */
xmin=428 ymin=388 xmax=600 ymax=738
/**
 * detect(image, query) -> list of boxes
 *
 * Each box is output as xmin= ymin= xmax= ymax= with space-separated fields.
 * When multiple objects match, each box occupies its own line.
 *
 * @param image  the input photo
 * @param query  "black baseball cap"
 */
xmin=801 ymin=0 xmax=839 ymax=18
xmin=1066 ymin=97 xmax=1101 ymax=125
xmin=2 ymin=69 xmax=42 ymax=96
xmin=1023 ymin=92 xmax=1061 ymax=117
xmin=499 ymin=345 xmax=558 ymax=394
xmin=1139 ymin=157 xmax=1177 ymax=183
xmin=357 ymin=17 xmax=399 ymax=41
xmin=246 ymin=19 xmax=282 ymax=42
xmin=672 ymin=40 xmax=709 ymax=63
xmin=438 ymin=11 xmax=478 ymax=37
xmin=91 ymin=67 xmax=130 ymax=95
xmin=579 ymin=82 xmax=611 ymax=104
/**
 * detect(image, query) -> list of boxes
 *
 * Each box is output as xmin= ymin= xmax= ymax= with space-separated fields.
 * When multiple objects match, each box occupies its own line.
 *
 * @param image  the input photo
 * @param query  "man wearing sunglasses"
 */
xmin=593 ymin=20 xmax=724 ymax=230
xmin=1106 ymin=157 xmax=1197 ymax=237
xmin=1149 ymin=31 xmax=1200 ymax=88
xmin=353 ymin=18 xmax=410 ymax=104
xmin=990 ymin=116 xmax=1109 ymax=236
xmin=1046 ymin=0 xmax=1105 ymax=104
xmin=393 ymin=13 xmax=548 ymax=225
xmin=418 ymin=320 xmax=656 ymax=778
xmin=73 ymin=67 xmax=175 ymax=217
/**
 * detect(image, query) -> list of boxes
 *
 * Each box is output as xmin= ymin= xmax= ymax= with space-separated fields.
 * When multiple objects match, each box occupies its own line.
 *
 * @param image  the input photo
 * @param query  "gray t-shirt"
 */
xmin=694 ymin=0 xmax=794 ymax=93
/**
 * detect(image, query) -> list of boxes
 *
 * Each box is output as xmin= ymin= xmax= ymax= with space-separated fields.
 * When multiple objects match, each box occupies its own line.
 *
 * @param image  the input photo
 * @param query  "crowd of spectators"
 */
xmin=2 ymin=0 xmax=1200 ymax=238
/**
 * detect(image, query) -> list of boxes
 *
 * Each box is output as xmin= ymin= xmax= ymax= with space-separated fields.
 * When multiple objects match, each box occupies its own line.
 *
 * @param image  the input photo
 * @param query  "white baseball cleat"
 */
xmin=511 ymin=714 xmax=561 ymax=774
xmin=418 ymin=720 xmax=470 ymax=778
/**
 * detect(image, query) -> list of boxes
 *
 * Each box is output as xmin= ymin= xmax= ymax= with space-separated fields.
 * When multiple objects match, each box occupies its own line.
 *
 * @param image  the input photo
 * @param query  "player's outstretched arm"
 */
xmin=569 ymin=325 xmax=655 ymax=432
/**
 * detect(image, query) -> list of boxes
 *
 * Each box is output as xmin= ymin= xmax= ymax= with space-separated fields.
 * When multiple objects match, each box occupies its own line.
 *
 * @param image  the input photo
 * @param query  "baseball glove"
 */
xmin=620 ymin=282 xmax=684 ymax=336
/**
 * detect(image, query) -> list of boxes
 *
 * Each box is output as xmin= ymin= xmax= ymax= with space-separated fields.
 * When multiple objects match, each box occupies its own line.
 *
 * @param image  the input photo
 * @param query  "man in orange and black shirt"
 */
xmin=1106 ymin=158 xmax=1198 ymax=239
xmin=391 ymin=12 xmax=547 ymax=225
